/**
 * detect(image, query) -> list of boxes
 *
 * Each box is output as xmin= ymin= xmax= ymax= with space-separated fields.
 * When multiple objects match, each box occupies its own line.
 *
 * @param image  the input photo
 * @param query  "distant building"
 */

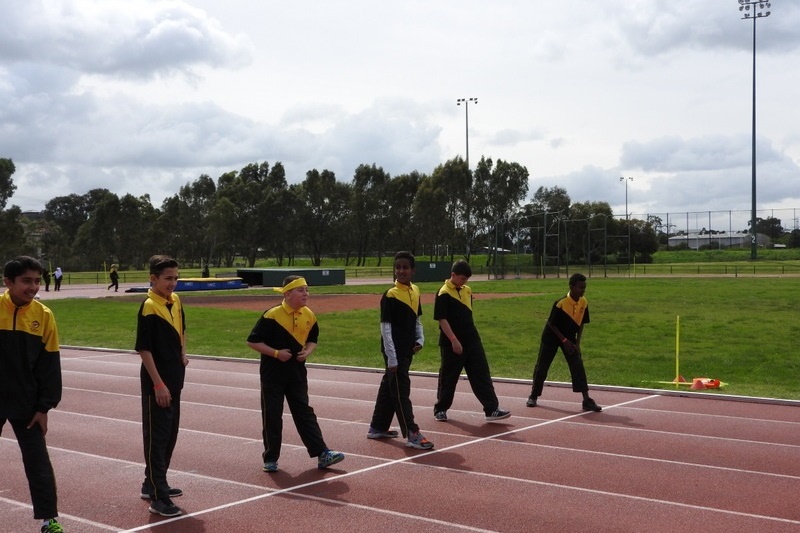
xmin=667 ymin=232 xmax=769 ymax=250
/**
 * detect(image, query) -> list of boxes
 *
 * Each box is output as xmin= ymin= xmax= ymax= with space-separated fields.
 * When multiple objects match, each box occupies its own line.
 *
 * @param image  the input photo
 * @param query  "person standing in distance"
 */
xmin=527 ymin=273 xmax=602 ymax=412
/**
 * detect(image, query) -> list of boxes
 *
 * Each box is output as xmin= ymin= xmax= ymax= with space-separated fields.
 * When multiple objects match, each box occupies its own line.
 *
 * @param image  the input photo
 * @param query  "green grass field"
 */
xmin=46 ymin=276 xmax=800 ymax=400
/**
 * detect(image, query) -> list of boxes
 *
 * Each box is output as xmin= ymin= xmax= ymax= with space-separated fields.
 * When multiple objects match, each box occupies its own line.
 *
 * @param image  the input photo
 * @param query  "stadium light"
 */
xmin=456 ymin=98 xmax=478 ymax=169
xmin=738 ymin=0 xmax=772 ymax=260
xmin=620 ymin=177 xmax=633 ymax=272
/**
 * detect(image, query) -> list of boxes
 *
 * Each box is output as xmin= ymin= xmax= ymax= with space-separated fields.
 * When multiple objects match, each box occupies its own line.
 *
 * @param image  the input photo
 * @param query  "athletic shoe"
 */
xmin=485 ymin=408 xmax=511 ymax=422
xmin=582 ymin=398 xmax=602 ymax=412
xmin=318 ymin=449 xmax=345 ymax=469
xmin=406 ymin=431 xmax=434 ymax=450
xmin=140 ymin=487 xmax=183 ymax=500
xmin=262 ymin=461 xmax=279 ymax=472
xmin=367 ymin=427 xmax=399 ymax=439
xmin=40 ymin=519 xmax=64 ymax=533
xmin=434 ymin=411 xmax=448 ymax=421
xmin=526 ymin=395 xmax=537 ymax=407
xmin=148 ymin=498 xmax=182 ymax=517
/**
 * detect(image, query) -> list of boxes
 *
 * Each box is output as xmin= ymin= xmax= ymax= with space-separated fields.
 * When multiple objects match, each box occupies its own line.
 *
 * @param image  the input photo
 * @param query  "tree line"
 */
xmin=1 ymin=156 xmax=685 ymax=272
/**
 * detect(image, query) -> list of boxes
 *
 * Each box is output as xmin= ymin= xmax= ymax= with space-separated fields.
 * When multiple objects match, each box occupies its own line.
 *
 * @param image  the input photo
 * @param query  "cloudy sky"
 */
xmin=2 ymin=0 xmax=800 ymax=230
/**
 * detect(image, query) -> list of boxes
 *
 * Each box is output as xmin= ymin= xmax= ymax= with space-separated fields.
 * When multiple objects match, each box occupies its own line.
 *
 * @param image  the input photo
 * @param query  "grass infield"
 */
xmin=46 ymin=276 xmax=800 ymax=400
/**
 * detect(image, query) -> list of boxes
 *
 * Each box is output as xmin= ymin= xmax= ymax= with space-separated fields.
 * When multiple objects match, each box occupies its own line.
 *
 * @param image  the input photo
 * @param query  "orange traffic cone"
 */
xmin=673 ymin=375 xmax=687 ymax=383
xmin=690 ymin=378 xmax=706 ymax=390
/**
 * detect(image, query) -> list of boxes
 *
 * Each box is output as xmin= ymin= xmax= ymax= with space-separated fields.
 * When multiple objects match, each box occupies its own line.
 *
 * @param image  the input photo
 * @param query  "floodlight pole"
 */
xmin=456 ymin=97 xmax=477 ymax=168
xmin=738 ymin=0 xmax=771 ymax=260
xmin=620 ymin=176 xmax=633 ymax=273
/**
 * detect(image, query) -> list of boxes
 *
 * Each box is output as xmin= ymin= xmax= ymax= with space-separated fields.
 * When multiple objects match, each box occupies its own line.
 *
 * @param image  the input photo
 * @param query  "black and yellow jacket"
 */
xmin=135 ymin=289 xmax=186 ymax=394
xmin=0 ymin=290 xmax=62 ymax=419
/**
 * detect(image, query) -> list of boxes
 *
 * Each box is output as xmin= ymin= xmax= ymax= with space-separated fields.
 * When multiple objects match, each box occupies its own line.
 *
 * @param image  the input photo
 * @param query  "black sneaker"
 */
xmin=434 ymin=411 xmax=448 ymax=421
xmin=485 ymin=409 xmax=511 ymax=422
xmin=149 ymin=498 xmax=182 ymax=517
xmin=526 ymin=396 xmax=537 ymax=407
xmin=582 ymin=398 xmax=602 ymax=412
xmin=140 ymin=487 xmax=183 ymax=500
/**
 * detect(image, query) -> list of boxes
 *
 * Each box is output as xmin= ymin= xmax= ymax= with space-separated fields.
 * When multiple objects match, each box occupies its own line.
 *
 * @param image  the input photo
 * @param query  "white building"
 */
xmin=667 ymin=232 xmax=769 ymax=250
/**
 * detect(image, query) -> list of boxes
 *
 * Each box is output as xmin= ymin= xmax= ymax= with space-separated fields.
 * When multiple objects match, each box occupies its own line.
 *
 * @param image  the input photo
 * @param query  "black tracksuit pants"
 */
xmin=369 ymin=354 xmax=418 ymax=438
xmin=141 ymin=393 xmax=181 ymax=501
xmin=260 ymin=362 xmax=327 ymax=463
xmin=1 ymin=417 xmax=58 ymax=519
xmin=530 ymin=341 xmax=589 ymax=397
xmin=434 ymin=342 xmax=499 ymax=416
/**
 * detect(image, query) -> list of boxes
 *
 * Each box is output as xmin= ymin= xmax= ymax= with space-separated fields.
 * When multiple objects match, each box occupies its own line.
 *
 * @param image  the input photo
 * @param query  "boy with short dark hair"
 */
xmin=527 ymin=272 xmax=602 ymax=412
xmin=246 ymin=275 xmax=345 ymax=473
xmin=433 ymin=259 xmax=510 ymax=423
xmin=136 ymin=255 xmax=187 ymax=517
xmin=0 ymin=256 xmax=64 ymax=533
xmin=367 ymin=251 xmax=433 ymax=449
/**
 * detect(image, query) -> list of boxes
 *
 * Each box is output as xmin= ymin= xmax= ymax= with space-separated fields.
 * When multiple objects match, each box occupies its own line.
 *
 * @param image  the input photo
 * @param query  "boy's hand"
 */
xmin=275 ymin=349 xmax=293 ymax=362
xmin=155 ymin=386 xmax=172 ymax=408
xmin=413 ymin=343 xmax=422 ymax=354
xmin=450 ymin=338 xmax=463 ymax=355
xmin=27 ymin=412 xmax=49 ymax=436
xmin=562 ymin=339 xmax=577 ymax=357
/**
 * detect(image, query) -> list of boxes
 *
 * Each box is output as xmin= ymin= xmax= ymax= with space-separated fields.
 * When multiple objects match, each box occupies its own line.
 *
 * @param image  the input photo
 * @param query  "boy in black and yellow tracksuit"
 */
xmin=246 ymin=275 xmax=344 ymax=472
xmin=527 ymin=272 xmax=602 ymax=412
xmin=367 ymin=251 xmax=433 ymax=450
xmin=136 ymin=255 xmax=187 ymax=518
xmin=433 ymin=260 xmax=510 ymax=423
xmin=1 ymin=256 xmax=64 ymax=533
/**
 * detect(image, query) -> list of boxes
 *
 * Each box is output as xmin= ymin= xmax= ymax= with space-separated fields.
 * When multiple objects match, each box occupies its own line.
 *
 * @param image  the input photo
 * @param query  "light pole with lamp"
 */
xmin=620 ymin=177 xmax=633 ymax=272
xmin=738 ymin=0 xmax=771 ymax=261
xmin=456 ymin=98 xmax=477 ymax=168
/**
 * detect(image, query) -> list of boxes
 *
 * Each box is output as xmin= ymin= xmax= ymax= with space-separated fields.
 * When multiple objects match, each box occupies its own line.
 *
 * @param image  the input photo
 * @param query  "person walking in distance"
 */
xmin=108 ymin=264 xmax=120 ymax=292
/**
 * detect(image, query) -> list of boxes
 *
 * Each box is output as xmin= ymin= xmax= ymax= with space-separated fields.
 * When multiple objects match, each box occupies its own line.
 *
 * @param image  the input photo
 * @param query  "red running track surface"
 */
xmin=1 ymin=348 xmax=799 ymax=533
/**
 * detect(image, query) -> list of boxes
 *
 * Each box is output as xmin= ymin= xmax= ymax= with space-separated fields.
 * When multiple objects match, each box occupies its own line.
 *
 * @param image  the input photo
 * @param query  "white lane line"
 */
xmin=0 ymin=496 xmax=118 ymax=531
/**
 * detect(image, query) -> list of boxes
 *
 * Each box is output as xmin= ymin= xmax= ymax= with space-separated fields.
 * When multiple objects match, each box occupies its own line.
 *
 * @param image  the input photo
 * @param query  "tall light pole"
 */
xmin=456 ymin=97 xmax=477 ymax=168
xmin=738 ymin=0 xmax=771 ymax=260
xmin=620 ymin=177 xmax=633 ymax=270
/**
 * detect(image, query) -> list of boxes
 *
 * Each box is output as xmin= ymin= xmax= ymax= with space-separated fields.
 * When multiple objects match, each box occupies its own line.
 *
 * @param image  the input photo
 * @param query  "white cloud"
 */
xmin=1 ymin=0 xmax=799 ymax=224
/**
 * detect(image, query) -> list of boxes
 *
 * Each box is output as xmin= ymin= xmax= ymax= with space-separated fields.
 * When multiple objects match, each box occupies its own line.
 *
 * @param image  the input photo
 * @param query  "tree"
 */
xmin=299 ymin=169 xmax=350 ymax=266
xmin=175 ymin=174 xmax=217 ymax=267
xmin=115 ymin=194 xmax=158 ymax=269
xmin=214 ymin=162 xmax=279 ymax=267
xmin=428 ymin=158 xmax=471 ymax=259
xmin=412 ymin=176 xmax=450 ymax=260
xmin=350 ymin=164 xmax=390 ymax=266
xmin=384 ymin=171 xmax=424 ymax=254
xmin=472 ymin=157 xmax=529 ymax=265
xmin=0 ymin=158 xmax=17 ymax=210
xmin=519 ymin=186 xmax=572 ymax=272
xmin=754 ymin=216 xmax=783 ymax=240
xmin=71 ymin=190 xmax=120 ymax=269
xmin=44 ymin=194 xmax=91 ymax=243
xmin=0 ymin=206 xmax=27 ymax=257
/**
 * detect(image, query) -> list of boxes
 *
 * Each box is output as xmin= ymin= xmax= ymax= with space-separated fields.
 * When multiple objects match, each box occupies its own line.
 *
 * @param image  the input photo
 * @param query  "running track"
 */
xmin=2 ymin=348 xmax=799 ymax=533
